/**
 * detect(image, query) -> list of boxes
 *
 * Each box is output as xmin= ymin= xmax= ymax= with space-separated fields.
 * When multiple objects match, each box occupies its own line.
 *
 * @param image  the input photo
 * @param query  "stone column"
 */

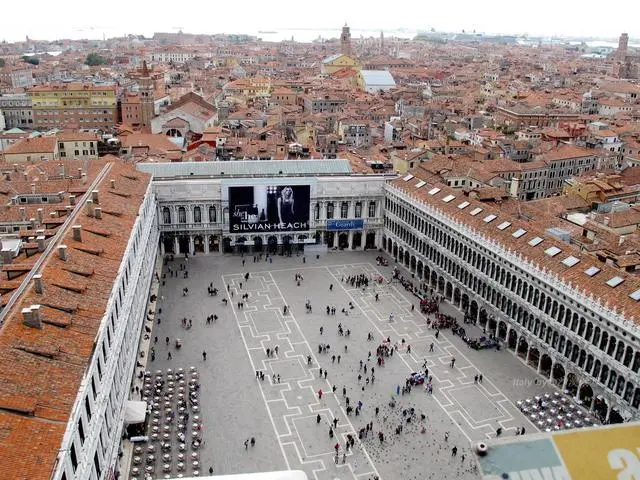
xmin=189 ymin=235 xmax=195 ymax=255
xmin=348 ymin=230 xmax=354 ymax=249
xmin=174 ymin=236 xmax=179 ymax=255
xmin=536 ymin=354 xmax=542 ymax=374
xmin=160 ymin=239 xmax=166 ymax=256
xmin=360 ymin=231 xmax=366 ymax=249
xmin=204 ymin=235 xmax=210 ymax=254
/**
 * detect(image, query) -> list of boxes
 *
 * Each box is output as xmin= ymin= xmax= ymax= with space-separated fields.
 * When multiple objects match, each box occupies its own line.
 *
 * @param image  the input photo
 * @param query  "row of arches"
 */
xmin=382 ymin=195 xmax=640 ymax=416
xmin=383 ymin=205 xmax=638 ymax=376
xmin=162 ymin=205 xmax=222 ymax=225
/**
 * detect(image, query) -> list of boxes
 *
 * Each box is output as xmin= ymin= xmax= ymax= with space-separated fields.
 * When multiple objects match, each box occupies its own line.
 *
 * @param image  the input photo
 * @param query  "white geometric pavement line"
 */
xmin=325 ymin=265 xmax=477 ymax=444
xmin=359 ymin=265 xmax=540 ymax=435
xmin=221 ymin=273 xmax=292 ymax=470
xmin=267 ymin=271 xmax=382 ymax=480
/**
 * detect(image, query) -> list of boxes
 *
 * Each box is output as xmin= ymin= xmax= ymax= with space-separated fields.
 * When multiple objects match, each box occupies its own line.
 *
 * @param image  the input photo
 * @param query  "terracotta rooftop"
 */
xmin=0 ymin=160 xmax=151 ymax=480
xmin=3 ymin=137 xmax=57 ymax=155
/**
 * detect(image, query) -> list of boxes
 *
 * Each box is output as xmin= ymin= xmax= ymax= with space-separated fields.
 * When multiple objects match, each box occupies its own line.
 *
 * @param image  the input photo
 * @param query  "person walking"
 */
xmin=202 ymin=351 xmax=207 ymax=361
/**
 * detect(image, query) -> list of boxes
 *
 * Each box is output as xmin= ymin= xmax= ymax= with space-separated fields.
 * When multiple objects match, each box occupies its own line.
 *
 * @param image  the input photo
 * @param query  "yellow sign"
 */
xmin=553 ymin=424 xmax=640 ymax=479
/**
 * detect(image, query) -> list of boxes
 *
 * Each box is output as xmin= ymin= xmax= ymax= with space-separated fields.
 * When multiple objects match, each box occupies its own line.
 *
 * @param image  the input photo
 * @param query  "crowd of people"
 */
xmin=149 ymin=252 xmax=523 ymax=479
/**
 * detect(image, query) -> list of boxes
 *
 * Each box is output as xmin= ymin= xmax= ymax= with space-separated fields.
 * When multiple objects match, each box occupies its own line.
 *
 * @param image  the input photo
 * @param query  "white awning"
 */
xmin=124 ymin=400 xmax=147 ymax=425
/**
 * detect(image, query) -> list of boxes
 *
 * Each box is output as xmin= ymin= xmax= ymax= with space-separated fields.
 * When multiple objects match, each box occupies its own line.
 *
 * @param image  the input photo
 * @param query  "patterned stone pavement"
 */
xmin=146 ymin=251 xmax=556 ymax=480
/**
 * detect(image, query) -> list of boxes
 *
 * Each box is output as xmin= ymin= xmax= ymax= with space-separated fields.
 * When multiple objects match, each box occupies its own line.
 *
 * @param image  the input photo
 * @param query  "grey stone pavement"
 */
xmin=145 ymin=251 xmax=557 ymax=480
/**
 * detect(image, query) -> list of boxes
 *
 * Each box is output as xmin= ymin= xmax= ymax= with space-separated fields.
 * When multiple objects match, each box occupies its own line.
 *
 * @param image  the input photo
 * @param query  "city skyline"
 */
xmin=2 ymin=0 xmax=639 ymax=43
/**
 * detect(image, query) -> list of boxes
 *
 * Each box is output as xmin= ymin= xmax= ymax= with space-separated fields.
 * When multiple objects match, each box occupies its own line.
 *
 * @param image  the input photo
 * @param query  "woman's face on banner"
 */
xmin=281 ymin=186 xmax=293 ymax=200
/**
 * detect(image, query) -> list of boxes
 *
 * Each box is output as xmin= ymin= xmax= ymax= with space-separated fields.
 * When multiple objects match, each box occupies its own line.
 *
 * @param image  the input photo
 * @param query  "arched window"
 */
xmin=340 ymin=202 xmax=349 ymax=218
xmin=326 ymin=202 xmax=334 ymax=219
xmin=209 ymin=206 xmax=217 ymax=223
xmin=354 ymin=202 xmax=362 ymax=218
xmin=193 ymin=206 xmax=201 ymax=223
xmin=162 ymin=207 xmax=171 ymax=224
xmin=178 ymin=206 xmax=186 ymax=223
xmin=314 ymin=203 xmax=320 ymax=220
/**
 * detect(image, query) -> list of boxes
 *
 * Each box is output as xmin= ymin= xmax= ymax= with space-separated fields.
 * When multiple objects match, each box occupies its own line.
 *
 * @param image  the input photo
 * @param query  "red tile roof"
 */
xmin=0 ymin=160 xmax=151 ymax=480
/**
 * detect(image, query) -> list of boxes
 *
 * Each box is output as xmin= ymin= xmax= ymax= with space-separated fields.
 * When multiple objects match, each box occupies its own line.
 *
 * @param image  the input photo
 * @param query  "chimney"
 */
xmin=29 ymin=218 xmax=36 ymax=228
xmin=94 ymin=207 xmax=102 ymax=219
xmin=36 ymin=235 xmax=45 ymax=252
xmin=72 ymin=225 xmax=82 ymax=242
xmin=24 ymin=173 xmax=28 ymax=181
xmin=604 ymin=217 xmax=610 ymax=226
xmin=86 ymin=199 xmax=95 ymax=217
xmin=22 ymin=305 xmax=42 ymax=329
xmin=21 ymin=307 xmax=34 ymax=327
xmin=50 ymin=211 xmax=57 ymax=218
xmin=19 ymin=207 xmax=26 ymax=221
xmin=77 ymin=168 xmax=82 ymax=178
xmin=1 ymin=249 xmax=13 ymax=265
xmin=110 ymin=179 xmax=116 ymax=189
xmin=4 ymin=172 xmax=10 ymax=181
xmin=69 ymin=195 xmax=76 ymax=205
xmin=81 ymin=173 xmax=87 ymax=185
xmin=92 ymin=190 xmax=99 ymax=204
xmin=30 ymin=304 xmax=41 ymax=327
xmin=37 ymin=208 xmax=43 ymax=224
xmin=33 ymin=274 xmax=43 ymax=293
xmin=58 ymin=245 xmax=68 ymax=261
xmin=59 ymin=163 xmax=65 ymax=177
xmin=66 ymin=206 xmax=73 ymax=216
xmin=13 ymin=164 xmax=18 ymax=172
xmin=30 ymin=183 xmax=36 ymax=193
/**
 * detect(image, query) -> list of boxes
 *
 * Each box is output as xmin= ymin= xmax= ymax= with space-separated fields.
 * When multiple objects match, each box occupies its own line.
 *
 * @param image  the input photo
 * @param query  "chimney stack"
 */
xmin=36 ymin=235 xmax=45 ymax=252
xmin=69 ymin=195 xmax=76 ymax=205
xmin=33 ymin=274 xmax=43 ymax=293
xmin=66 ymin=206 xmax=73 ymax=216
xmin=110 ymin=179 xmax=116 ymax=189
xmin=86 ymin=199 xmax=95 ymax=217
xmin=19 ymin=207 xmax=26 ymax=221
xmin=24 ymin=172 xmax=28 ymax=181
xmin=30 ymin=183 xmax=36 ymax=194
xmin=37 ymin=208 xmax=43 ymax=225
xmin=77 ymin=168 xmax=82 ymax=178
xmin=1 ymin=249 xmax=13 ymax=265
xmin=50 ymin=211 xmax=57 ymax=218
xmin=13 ymin=164 xmax=18 ymax=172
xmin=94 ymin=207 xmax=102 ymax=219
xmin=91 ymin=190 xmax=99 ymax=204
xmin=22 ymin=305 xmax=42 ymax=329
xmin=72 ymin=225 xmax=82 ymax=242
xmin=21 ymin=307 xmax=34 ymax=327
xmin=81 ymin=173 xmax=87 ymax=185
xmin=57 ymin=245 xmax=68 ymax=261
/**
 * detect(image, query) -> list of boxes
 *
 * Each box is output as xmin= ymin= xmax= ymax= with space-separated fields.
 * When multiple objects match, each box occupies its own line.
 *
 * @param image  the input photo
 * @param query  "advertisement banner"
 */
xmin=479 ymin=423 xmax=640 ymax=480
xmin=229 ymin=185 xmax=310 ymax=233
xmin=326 ymin=219 xmax=364 ymax=231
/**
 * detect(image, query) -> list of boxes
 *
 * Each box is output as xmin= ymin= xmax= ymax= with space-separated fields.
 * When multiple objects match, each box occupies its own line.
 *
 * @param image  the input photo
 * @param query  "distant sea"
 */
xmin=17 ymin=27 xmax=640 ymax=48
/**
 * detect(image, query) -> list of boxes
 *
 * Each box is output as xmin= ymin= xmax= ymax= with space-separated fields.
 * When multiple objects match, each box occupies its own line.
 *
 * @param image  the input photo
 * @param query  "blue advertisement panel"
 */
xmin=326 ymin=219 xmax=364 ymax=231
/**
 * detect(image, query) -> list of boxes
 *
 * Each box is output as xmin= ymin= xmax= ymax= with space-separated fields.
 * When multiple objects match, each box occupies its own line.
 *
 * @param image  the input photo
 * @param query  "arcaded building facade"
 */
xmin=382 ymin=171 xmax=640 ymax=424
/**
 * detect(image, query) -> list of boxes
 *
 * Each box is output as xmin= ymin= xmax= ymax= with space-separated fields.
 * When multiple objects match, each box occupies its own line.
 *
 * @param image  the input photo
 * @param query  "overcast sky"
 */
xmin=2 ymin=0 xmax=638 ymax=42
